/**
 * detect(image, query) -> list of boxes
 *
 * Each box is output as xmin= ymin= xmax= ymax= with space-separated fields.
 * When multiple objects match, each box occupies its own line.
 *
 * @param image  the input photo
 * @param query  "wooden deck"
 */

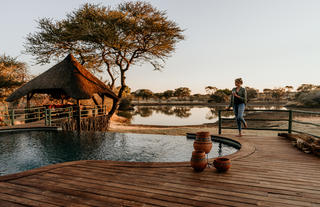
xmin=0 ymin=134 xmax=319 ymax=206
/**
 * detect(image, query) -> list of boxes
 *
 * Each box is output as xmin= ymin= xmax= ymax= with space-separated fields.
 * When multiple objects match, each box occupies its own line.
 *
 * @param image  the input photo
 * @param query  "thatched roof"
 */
xmin=6 ymin=54 xmax=117 ymax=102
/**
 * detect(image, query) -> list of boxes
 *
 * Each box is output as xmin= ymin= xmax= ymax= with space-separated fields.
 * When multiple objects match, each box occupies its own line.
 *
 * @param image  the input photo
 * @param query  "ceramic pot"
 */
xmin=190 ymin=151 xmax=207 ymax=172
xmin=193 ymin=131 xmax=212 ymax=153
xmin=213 ymin=157 xmax=231 ymax=172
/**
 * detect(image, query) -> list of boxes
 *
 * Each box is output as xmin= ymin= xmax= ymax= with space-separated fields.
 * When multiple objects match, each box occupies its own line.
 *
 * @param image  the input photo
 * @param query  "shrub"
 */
xmin=297 ymin=90 xmax=320 ymax=107
xmin=118 ymin=98 xmax=132 ymax=111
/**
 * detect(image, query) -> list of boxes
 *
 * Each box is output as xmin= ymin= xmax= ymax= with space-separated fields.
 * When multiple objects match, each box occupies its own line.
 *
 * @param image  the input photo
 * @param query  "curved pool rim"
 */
xmin=0 ymin=128 xmax=255 ymax=181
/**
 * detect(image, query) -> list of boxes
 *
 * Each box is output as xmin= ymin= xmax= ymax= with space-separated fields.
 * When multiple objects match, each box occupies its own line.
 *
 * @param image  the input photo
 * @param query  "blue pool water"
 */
xmin=0 ymin=131 xmax=238 ymax=176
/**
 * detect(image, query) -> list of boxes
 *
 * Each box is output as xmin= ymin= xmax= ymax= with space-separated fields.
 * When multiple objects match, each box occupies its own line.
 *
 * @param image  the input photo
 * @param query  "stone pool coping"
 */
xmin=0 ymin=126 xmax=59 ymax=133
xmin=0 ymin=133 xmax=255 ymax=182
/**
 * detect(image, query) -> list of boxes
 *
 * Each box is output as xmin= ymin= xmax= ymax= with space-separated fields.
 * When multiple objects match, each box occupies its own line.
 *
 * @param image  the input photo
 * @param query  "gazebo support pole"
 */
xmin=25 ymin=93 xmax=33 ymax=123
xmin=92 ymin=96 xmax=100 ymax=115
xmin=102 ymin=95 xmax=105 ymax=115
xmin=26 ymin=94 xmax=31 ymax=109
xmin=77 ymin=99 xmax=81 ymax=131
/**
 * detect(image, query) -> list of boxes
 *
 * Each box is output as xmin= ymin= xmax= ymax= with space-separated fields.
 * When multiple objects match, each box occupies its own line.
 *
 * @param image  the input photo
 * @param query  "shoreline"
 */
xmin=131 ymin=101 xmax=288 ymax=106
xmin=109 ymin=117 xmax=280 ymax=137
xmin=110 ymin=111 xmax=320 ymax=138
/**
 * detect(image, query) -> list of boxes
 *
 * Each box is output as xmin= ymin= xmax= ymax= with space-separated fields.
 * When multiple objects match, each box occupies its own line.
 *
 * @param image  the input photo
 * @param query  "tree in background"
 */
xmin=153 ymin=93 xmax=164 ymax=101
xmin=263 ymin=88 xmax=271 ymax=92
xmin=245 ymin=87 xmax=258 ymax=102
xmin=205 ymin=86 xmax=218 ymax=95
xmin=296 ymin=90 xmax=320 ymax=107
xmin=174 ymin=87 xmax=191 ymax=99
xmin=162 ymin=90 xmax=174 ymax=99
xmin=209 ymin=89 xmax=231 ymax=103
xmin=285 ymin=86 xmax=294 ymax=92
xmin=134 ymin=89 xmax=153 ymax=100
xmin=271 ymin=88 xmax=286 ymax=101
xmin=297 ymin=84 xmax=319 ymax=93
xmin=25 ymin=1 xmax=184 ymax=119
xmin=0 ymin=54 xmax=29 ymax=100
xmin=295 ymin=84 xmax=320 ymax=107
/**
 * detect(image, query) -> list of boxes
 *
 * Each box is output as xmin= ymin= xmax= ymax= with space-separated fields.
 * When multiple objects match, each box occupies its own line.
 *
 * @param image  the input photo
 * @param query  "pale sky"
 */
xmin=1 ymin=0 xmax=320 ymax=94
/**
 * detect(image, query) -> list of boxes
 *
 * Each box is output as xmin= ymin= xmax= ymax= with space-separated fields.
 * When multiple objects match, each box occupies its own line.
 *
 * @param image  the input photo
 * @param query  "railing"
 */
xmin=0 ymin=105 xmax=108 ymax=127
xmin=218 ymin=109 xmax=320 ymax=138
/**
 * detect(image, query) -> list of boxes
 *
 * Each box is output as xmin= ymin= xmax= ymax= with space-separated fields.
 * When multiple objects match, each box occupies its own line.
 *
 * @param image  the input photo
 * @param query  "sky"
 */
xmin=1 ymin=0 xmax=320 ymax=94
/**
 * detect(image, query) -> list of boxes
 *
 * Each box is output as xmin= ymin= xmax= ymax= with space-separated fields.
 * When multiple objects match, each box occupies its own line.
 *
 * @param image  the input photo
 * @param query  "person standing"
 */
xmin=227 ymin=78 xmax=248 ymax=137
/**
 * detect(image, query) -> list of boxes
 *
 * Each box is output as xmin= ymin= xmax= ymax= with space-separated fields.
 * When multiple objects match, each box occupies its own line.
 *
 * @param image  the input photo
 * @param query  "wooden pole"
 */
xmin=77 ymin=99 xmax=81 ymax=131
xmin=102 ymin=95 xmax=105 ymax=115
xmin=26 ymin=93 xmax=31 ymax=123
xmin=218 ymin=110 xmax=222 ymax=135
xmin=288 ymin=110 xmax=293 ymax=134
xmin=10 ymin=109 xmax=14 ymax=126
xmin=26 ymin=95 xmax=30 ymax=108
xmin=92 ymin=96 xmax=101 ymax=115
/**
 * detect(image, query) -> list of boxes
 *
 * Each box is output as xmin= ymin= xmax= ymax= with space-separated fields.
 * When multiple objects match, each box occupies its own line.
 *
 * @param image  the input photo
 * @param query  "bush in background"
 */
xmin=297 ymin=90 xmax=320 ymax=107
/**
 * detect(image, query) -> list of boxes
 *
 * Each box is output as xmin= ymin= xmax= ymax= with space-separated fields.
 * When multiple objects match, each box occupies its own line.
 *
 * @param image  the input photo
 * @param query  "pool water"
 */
xmin=0 ymin=131 xmax=238 ymax=176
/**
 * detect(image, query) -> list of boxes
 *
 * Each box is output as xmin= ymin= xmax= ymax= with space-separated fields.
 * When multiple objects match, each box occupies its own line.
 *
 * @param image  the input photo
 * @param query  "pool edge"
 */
xmin=0 ymin=133 xmax=255 ymax=181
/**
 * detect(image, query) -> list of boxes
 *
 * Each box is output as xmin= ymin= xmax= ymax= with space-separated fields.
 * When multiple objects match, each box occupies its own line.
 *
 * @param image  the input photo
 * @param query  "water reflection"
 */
xmin=206 ymin=106 xmax=234 ymax=120
xmin=134 ymin=106 xmax=192 ymax=118
xmin=135 ymin=107 xmax=153 ymax=117
xmin=128 ymin=105 xmax=287 ymax=126
xmin=173 ymin=107 xmax=192 ymax=118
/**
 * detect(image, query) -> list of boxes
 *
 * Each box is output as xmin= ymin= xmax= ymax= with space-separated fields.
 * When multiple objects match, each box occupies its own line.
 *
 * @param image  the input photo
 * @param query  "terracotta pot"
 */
xmin=194 ymin=131 xmax=212 ymax=154
xmin=190 ymin=151 xmax=207 ymax=172
xmin=196 ymin=131 xmax=210 ymax=138
xmin=213 ymin=157 xmax=231 ymax=172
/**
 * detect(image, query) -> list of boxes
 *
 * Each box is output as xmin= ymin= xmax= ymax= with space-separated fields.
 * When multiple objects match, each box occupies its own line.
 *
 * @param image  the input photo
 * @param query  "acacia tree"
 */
xmin=285 ymin=86 xmax=294 ymax=92
xmin=162 ymin=90 xmax=174 ymax=99
xmin=205 ymin=86 xmax=217 ymax=95
xmin=25 ymin=1 xmax=184 ymax=118
xmin=297 ymin=84 xmax=319 ymax=92
xmin=0 ymin=54 xmax=28 ymax=100
xmin=245 ymin=87 xmax=258 ymax=102
xmin=134 ymin=89 xmax=153 ymax=100
xmin=174 ymin=87 xmax=191 ymax=99
xmin=271 ymin=88 xmax=286 ymax=101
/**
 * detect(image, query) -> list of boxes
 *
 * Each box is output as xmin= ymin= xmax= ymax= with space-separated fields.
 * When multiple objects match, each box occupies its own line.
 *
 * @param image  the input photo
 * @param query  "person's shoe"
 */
xmin=236 ymin=134 xmax=242 ymax=137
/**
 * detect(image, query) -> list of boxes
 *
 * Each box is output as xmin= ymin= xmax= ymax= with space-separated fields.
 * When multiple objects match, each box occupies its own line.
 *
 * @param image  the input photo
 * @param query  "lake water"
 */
xmin=126 ymin=105 xmax=287 ymax=126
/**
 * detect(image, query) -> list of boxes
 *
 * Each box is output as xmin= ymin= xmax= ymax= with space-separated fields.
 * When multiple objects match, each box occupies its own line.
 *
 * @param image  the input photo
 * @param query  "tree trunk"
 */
xmin=107 ymin=69 xmax=126 ymax=122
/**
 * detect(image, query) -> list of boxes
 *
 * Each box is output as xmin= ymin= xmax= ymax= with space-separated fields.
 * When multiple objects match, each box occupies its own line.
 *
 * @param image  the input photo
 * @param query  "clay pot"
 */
xmin=196 ymin=131 xmax=210 ymax=138
xmin=213 ymin=157 xmax=231 ymax=172
xmin=190 ymin=151 xmax=207 ymax=172
xmin=193 ymin=131 xmax=212 ymax=154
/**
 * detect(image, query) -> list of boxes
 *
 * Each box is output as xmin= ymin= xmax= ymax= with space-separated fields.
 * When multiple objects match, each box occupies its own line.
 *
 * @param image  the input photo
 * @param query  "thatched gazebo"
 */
xmin=6 ymin=54 xmax=117 ymax=105
xmin=6 ymin=54 xmax=117 ymax=130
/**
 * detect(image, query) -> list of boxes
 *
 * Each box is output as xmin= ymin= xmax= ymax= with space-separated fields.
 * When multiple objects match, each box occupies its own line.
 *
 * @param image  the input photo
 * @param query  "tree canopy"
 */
xmin=205 ymin=86 xmax=218 ymax=95
xmin=174 ymin=87 xmax=191 ymax=98
xmin=0 ymin=54 xmax=28 ymax=100
xmin=25 ymin=1 xmax=184 ymax=117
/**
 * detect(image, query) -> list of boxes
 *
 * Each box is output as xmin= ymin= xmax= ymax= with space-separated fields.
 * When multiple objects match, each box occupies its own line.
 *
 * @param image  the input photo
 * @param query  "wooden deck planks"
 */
xmin=0 ymin=134 xmax=319 ymax=206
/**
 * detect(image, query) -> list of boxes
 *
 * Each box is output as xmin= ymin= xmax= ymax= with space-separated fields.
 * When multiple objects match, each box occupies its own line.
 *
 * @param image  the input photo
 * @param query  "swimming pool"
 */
xmin=0 ymin=131 xmax=238 ymax=176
